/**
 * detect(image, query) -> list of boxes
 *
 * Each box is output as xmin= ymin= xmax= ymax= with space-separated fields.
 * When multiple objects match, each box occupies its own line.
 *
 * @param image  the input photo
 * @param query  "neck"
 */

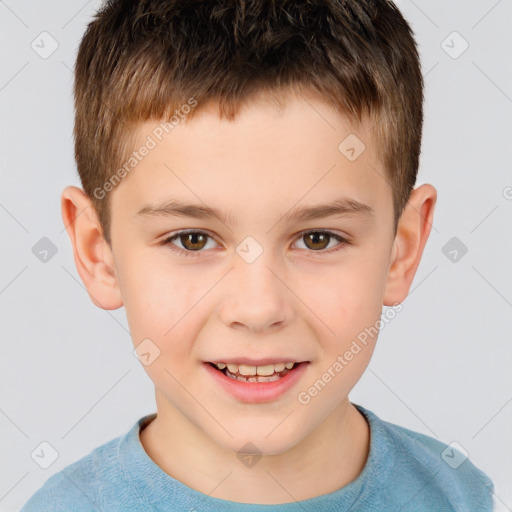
xmin=139 ymin=397 xmax=370 ymax=504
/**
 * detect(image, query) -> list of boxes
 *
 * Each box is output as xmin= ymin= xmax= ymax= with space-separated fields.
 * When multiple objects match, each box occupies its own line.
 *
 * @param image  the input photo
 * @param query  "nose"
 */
xmin=218 ymin=252 xmax=295 ymax=333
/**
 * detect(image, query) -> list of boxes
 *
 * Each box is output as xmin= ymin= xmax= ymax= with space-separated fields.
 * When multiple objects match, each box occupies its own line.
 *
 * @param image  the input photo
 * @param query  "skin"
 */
xmin=61 ymin=90 xmax=436 ymax=504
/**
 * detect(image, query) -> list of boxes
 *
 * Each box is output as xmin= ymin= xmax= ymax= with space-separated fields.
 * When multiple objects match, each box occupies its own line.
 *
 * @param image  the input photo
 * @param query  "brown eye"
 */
xmin=162 ymin=230 xmax=218 ymax=256
xmin=303 ymin=232 xmax=331 ymax=251
xmin=294 ymin=230 xmax=349 ymax=254
xmin=162 ymin=229 xmax=348 ymax=258
xmin=179 ymin=232 xmax=208 ymax=251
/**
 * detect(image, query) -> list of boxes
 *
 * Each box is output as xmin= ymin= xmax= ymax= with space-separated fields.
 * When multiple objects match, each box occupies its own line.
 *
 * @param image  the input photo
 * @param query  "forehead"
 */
xmin=111 ymin=91 xmax=391 ymax=225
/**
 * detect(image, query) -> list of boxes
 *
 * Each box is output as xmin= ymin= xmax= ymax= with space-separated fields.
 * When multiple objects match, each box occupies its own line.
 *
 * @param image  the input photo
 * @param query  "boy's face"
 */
xmin=76 ymin=91 xmax=434 ymax=456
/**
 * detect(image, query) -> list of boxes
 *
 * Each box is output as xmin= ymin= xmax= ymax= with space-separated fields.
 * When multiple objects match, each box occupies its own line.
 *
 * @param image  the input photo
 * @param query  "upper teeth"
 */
xmin=215 ymin=362 xmax=295 ymax=376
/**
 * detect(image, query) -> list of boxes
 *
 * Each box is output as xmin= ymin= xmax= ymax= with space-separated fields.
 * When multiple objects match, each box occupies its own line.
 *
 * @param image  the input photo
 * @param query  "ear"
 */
xmin=61 ymin=186 xmax=123 ymax=310
xmin=383 ymin=184 xmax=437 ymax=305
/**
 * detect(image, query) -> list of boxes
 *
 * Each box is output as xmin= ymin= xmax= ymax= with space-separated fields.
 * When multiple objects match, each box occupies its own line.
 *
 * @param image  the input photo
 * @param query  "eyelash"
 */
xmin=160 ymin=229 xmax=350 ymax=258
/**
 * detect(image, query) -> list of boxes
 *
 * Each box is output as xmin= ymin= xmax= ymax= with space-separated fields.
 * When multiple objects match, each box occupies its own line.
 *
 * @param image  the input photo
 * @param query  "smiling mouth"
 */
xmin=207 ymin=361 xmax=301 ymax=383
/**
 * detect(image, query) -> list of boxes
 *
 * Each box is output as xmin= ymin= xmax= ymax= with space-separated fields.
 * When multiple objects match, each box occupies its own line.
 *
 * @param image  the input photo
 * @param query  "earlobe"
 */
xmin=383 ymin=184 xmax=437 ymax=306
xmin=61 ymin=186 xmax=123 ymax=310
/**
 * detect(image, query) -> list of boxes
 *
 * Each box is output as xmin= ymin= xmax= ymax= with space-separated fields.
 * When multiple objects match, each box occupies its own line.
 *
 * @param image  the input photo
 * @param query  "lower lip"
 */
xmin=203 ymin=362 xmax=309 ymax=403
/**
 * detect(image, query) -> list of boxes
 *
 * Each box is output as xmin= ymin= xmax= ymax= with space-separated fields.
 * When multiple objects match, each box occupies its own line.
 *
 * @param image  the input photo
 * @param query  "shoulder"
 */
xmin=358 ymin=405 xmax=494 ymax=511
xmin=19 ymin=435 xmax=124 ymax=512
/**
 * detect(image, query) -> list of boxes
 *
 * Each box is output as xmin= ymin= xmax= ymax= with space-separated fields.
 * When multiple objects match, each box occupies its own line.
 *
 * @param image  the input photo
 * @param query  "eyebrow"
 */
xmin=135 ymin=197 xmax=374 ymax=224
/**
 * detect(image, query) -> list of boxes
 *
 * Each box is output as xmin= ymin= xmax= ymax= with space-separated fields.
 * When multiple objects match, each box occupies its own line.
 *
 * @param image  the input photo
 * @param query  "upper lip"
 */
xmin=207 ymin=358 xmax=308 ymax=366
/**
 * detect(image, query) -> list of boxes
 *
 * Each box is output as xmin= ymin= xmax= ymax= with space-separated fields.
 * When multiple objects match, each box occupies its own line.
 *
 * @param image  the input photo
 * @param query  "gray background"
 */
xmin=1 ymin=1 xmax=511 ymax=510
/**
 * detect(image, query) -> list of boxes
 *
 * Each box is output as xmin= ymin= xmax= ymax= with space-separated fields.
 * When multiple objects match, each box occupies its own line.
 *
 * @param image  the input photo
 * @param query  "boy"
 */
xmin=21 ymin=0 xmax=494 ymax=510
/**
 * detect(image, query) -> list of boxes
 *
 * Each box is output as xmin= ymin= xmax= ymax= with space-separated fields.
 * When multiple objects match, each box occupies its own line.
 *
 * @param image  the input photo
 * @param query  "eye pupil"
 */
xmin=305 ymin=232 xmax=329 ymax=250
xmin=182 ymin=233 xmax=207 ymax=250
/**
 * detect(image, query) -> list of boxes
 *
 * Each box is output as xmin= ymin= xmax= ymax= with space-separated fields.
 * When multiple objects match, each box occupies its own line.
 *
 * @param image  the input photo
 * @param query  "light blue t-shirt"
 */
xmin=20 ymin=404 xmax=494 ymax=511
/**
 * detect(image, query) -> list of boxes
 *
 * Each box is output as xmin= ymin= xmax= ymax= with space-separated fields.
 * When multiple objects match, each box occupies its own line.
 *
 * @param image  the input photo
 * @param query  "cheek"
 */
xmin=117 ymin=252 xmax=200 ymax=345
xmin=309 ymin=262 xmax=387 ymax=333
xmin=300 ymin=247 xmax=390 ymax=371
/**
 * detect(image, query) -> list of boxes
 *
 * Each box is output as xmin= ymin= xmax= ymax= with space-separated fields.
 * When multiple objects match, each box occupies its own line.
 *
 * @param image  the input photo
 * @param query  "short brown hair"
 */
xmin=73 ymin=0 xmax=423 ymax=245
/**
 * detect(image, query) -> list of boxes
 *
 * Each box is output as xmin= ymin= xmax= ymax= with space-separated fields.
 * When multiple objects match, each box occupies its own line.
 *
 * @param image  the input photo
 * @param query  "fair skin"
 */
xmin=62 ymin=90 xmax=436 ymax=504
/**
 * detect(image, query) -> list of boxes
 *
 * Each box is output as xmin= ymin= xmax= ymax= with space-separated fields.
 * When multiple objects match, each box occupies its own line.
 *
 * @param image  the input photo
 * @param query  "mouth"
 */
xmin=207 ymin=361 xmax=301 ymax=383
xmin=203 ymin=359 xmax=310 ymax=403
